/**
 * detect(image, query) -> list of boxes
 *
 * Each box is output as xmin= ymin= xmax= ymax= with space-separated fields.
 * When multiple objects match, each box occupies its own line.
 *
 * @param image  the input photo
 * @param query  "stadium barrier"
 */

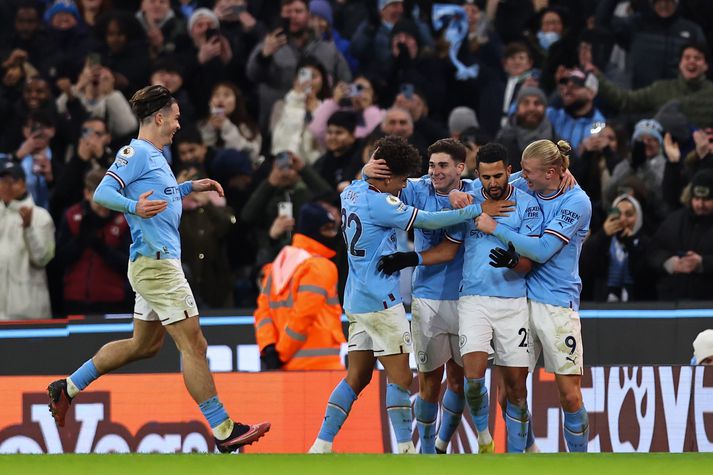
xmin=1 ymin=366 xmax=711 ymax=454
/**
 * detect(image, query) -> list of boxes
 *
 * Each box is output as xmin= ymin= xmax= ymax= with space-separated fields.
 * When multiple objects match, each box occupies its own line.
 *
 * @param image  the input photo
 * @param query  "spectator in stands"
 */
xmin=496 ymin=86 xmax=556 ymax=172
xmin=571 ymin=122 xmax=623 ymax=212
xmin=596 ymin=0 xmax=705 ymax=89
xmin=94 ymin=11 xmax=151 ymax=97
xmin=309 ymin=0 xmax=357 ymax=74
xmin=149 ymin=57 xmax=196 ymax=122
xmin=254 ymin=202 xmax=345 ymax=371
xmin=198 ymin=81 xmax=261 ymax=164
xmin=581 ymin=194 xmax=656 ymax=302
xmin=135 ymin=0 xmax=188 ymax=59
xmin=448 ymin=106 xmax=479 ymax=139
xmin=0 ymin=1 xmax=50 ymax=80
xmin=56 ymin=61 xmax=138 ymax=140
xmin=56 ymin=168 xmax=131 ymax=314
xmin=662 ymin=127 xmax=713 ymax=210
xmin=15 ymin=112 xmax=62 ymax=211
xmin=649 ymin=169 xmax=713 ymax=300
xmin=349 ymin=0 xmax=433 ymax=74
xmin=77 ymin=0 xmax=112 ymax=28
xmin=0 ymin=160 xmax=55 ymax=320
xmin=309 ymin=76 xmax=384 ymax=147
xmin=547 ymin=68 xmax=605 ymax=151
xmin=496 ymin=42 xmax=538 ymax=130
xmin=246 ymin=0 xmax=351 ymax=128
xmin=51 ymin=117 xmax=113 ymax=220
xmin=607 ymin=119 xmax=667 ymax=217
xmin=270 ymin=57 xmax=328 ymax=165
xmin=177 ymin=165 xmax=237 ymax=308
xmin=692 ymin=329 xmax=713 ymax=365
xmin=241 ymin=151 xmax=331 ymax=266
xmin=591 ymin=42 xmax=713 ymax=125
xmin=313 ymin=110 xmax=363 ymax=192
xmin=173 ymin=125 xmax=216 ymax=177
xmin=213 ymin=0 xmax=267 ymax=60
xmin=43 ymin=0 xmax=91 ymax=82
xmin=393 ymin=87 xmax=448 ymax=168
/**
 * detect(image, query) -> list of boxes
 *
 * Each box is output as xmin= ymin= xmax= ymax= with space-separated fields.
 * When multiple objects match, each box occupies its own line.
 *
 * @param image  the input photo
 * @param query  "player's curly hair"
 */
xmin=427 ymin=138 xmax=466 ymax=163
xmin=129 ymin=85 xmax=176 ymax=122
xmin=476 ymin=142 xmax=509 ymax=166
xmin=373 ymin=135 xmax=422 ymax=178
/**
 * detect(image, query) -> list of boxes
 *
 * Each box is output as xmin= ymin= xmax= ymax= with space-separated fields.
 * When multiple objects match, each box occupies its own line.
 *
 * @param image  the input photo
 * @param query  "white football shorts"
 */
xmin=346 ymin=303 xmax=412 ymax=356
xmin=411 ymin=298 xmax=462 ymax=372
xmin=528 ymin=299 xmax=584 ymax=375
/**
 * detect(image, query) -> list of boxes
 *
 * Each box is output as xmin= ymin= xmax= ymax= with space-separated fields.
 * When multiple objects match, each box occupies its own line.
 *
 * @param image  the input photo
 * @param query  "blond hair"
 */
xmin=522 ymin=139 xmax=571 ymax=175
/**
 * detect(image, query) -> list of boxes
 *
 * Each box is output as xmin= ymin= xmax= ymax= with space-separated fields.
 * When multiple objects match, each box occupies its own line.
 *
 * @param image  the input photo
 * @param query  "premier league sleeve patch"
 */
xmin=114 ymin=146 xmax=135 ymax=167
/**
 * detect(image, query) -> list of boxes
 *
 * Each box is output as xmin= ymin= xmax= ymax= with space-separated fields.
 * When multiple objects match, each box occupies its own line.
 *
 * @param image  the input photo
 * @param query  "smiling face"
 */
xmin=540 ymin=11 xmax=563 ymax=34
xmin=504 ymin=51 xmax=533 ymax=78
xmin=516 ymin=95 xmax=545 ymax=128
xmin=428 ymin=152 xmax=463 ymax=194
xmin=679 ymin=47 xmax=708 ymax=81
xmin=325 ymin=125 xmax=355 ymax=154
xmin=477 ymin=160 xmax=510 ymax=200
xmin=616 ymin=199 xmax=637 ymax=233
xmin=157 ymin=102 xmax=181 ymax=145
xmin=520 ymin=156 xmax=552 ymax=193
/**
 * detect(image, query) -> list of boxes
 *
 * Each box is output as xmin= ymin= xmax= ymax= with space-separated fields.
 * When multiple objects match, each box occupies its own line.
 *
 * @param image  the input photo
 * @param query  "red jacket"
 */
xmin=62 ymin=203 xmax=130 ymax=303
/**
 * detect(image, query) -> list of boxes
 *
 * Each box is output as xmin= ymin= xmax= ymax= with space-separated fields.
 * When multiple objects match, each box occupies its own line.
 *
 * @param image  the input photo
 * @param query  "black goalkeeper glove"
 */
xmin=489 ymin=242 xmax=519 ymax=269
xmin=377 ymin=251 xmax=419 ymax=275
xmin=260 ymin=344 xmax=283 ymax=371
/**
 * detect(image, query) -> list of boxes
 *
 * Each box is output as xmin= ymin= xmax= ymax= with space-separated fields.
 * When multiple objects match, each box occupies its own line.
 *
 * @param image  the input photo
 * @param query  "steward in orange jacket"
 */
xmin=254 ymin=203 xmax=346 ymax=370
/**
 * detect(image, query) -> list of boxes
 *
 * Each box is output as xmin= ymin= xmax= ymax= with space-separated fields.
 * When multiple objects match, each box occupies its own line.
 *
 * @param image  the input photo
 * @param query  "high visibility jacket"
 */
xmin=254 ymin=233 xmax=345 ymax=370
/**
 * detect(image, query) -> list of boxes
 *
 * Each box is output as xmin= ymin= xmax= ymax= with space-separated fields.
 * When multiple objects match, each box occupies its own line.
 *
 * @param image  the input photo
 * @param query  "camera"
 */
xmin=348 ymin=83 xmax=363 ymax=97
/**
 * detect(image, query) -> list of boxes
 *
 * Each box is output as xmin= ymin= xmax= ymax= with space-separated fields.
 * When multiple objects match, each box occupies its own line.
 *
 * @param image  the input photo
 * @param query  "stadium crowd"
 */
xmin=1 ymin=0 xmax=713 ymax=320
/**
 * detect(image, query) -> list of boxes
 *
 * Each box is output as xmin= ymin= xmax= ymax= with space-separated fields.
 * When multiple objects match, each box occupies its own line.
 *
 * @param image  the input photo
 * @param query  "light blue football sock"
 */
xmin=526 ymin=409 xmax=536 ymax=449
xmin=386 ymin=383 xmax=413 ymax=443
xmin=505 ymin=401 xmax=529 ymax=453
xmin=465 ymin=377 xmax=489 ymax=433
xmin=317 ymin=379 xmax=357 ymax=442
xmin=415 ymin=396 xmax=438 ymax=453
xmin=198 ymin=396 xmax=229 ymax=428
xmin=437 ymin=388 xmax=465 ymax=450
xmin=563 ymin=406 xmax=589 ymax=452
xmin=68 ymin=359 xmax=99 ymax=391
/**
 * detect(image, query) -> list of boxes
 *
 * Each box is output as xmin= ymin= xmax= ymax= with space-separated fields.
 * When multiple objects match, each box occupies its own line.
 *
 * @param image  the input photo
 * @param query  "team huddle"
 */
xmin=309 ymin=135 xmax=591 ymax=454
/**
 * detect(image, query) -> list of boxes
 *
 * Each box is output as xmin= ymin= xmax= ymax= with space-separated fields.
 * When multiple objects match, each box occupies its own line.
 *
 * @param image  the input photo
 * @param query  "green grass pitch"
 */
xmin=1 ymin=453 xmax=711 ymax=475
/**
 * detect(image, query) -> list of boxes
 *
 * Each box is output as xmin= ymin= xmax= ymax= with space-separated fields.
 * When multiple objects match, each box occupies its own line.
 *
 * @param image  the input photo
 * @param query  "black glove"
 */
xmin=489 ymin=242 xmax=519 ymax=269
xmin=631 ymin=140 xmax=646 ymax=170
xmin=260 ymin=344 xmax=283 ymax=371
xmin=377 ymin=251 xmax=419 ymax=275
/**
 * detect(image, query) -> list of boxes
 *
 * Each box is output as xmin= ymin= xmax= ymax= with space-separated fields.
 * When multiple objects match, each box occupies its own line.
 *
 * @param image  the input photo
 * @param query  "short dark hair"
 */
xmin=476 ymin=142 xmax=509 ymax=167
xmin=373 ymin=135 xmax=422 ymax=177
xmin=173 ymin=125 xmax=203 ymax=147
xmin=129 ymin=85 xmax=176 ymax=122
xmin=504 ymin=41 xmax=531 ymax=60
xmin=427 ymin=138 xmax=466 ymax=163
xmin=680 ymin=41 xmax=710 ymax=64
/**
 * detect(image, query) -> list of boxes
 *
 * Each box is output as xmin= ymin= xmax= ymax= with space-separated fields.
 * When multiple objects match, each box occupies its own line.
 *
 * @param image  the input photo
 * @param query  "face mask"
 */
xmin=537 ymin=31 xmax=560 ymax=51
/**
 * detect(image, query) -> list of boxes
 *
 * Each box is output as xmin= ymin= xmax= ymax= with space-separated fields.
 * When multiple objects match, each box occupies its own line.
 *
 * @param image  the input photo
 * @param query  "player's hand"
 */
xmin=376 ymin=251 xmax=419 ymax=275
xmin=475 ymin=212 xmax=497 ymax=234
xmin=135 ymin=190 xmax=167 ymax=218
xmin=489 ymin=242 xmax=519 ymax=269
xmin=481 ymin=199 xmax=515 ymax=217
xmin=362 ymin=157 xmax=390 ymax=180
xmin=192 ymin=178 xmax=225 ymax=197
xmin=260 ymin=344 xmax=283 ymax=371
xmin=18 ymin=206 xmax=33 ymax=228
xmin=561 ymin=169 xmax=577 ymax=191
xmin=449 ymin=189 xmax=472 ymax=209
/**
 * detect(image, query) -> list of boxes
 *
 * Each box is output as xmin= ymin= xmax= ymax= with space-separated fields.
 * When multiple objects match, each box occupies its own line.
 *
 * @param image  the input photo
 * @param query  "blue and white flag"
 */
xmin=432 ymin=4 xmax=479 ymax=81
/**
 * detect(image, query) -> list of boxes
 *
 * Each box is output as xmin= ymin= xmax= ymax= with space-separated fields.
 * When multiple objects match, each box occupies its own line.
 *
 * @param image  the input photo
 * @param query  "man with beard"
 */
xmin=253 ymin=202 xmax=346 ymax=371
xmin=378 ymin=143 xmax=542 ymax=453
xmin=246 ymin=0 xmax=351 ymax=128
xmin=546 ymin=69 xmax=605 ymax=151
xmin=496 ymin=87 xmax=557 ymax=172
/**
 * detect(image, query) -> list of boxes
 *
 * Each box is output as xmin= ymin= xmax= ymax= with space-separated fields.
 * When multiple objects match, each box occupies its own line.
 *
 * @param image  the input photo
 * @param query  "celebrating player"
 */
xmin=476 ymin=139 xmax=591 ymax=452
xmin=47 ymin=85 xmax=270 ymax=453
xmin=308 ymin=136 xmax=499 ymax=454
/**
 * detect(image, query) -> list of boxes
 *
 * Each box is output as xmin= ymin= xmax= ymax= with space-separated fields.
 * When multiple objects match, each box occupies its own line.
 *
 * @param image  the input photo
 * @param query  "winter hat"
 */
xmin=391 ymin=19 xmax=421 ymax=46
xmin=211 ymin=149 xmax=253 ymax=180
xmin=516 ymin=86 xmax=547 ymax=106
xmin=693 ymin=329 xmax=713 ymax=364
xmin=309 ymin=0 xmax=333 ymax=26
xmin=327 ymin=110 xmax=357 ymax=133
xmin=448 ymin=107 xmax=479 ymax=136
xmin=654 ymin=100 xmax=691 ymax=144
xmin=379 ymin=0 xmax=403 ymax=10
xmin=691 ymin=169 xmax=713 ymax=199
xmin=188 ymin=8 xmax=219 ymax=32
xmin=632 ymin=119 xmax=664 ymax=147
xmin=296 ymin=203 xmax=336 ymax=239
xmin=44 ymin=0 xmax=80 ymax=23
xmin=0 ymin=159 xmax=26 ymax=181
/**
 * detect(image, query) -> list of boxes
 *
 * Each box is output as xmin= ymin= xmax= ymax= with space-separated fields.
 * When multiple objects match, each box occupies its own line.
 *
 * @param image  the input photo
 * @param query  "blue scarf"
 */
xmin=432 ymin=4 xmax=479 ymax=81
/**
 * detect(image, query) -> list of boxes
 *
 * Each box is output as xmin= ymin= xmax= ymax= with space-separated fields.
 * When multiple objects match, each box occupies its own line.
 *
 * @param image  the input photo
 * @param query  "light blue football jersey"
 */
xmin=447 ymin=185 xmax=542 ymax=298
xmin=98 ymin=138 xmax=185 ymax=261
xmin=526 ymin=185 xmax=591 ymax=310
xmin=400 ymin=176 xmax=479 ymax=301
xmin=340 ymin=180 xmax=421 ymax=314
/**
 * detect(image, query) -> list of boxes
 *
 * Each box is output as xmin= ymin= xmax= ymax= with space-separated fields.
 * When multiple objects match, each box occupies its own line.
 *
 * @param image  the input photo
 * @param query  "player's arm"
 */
xmin=377 ymin=238 xmax=461 ymax=275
